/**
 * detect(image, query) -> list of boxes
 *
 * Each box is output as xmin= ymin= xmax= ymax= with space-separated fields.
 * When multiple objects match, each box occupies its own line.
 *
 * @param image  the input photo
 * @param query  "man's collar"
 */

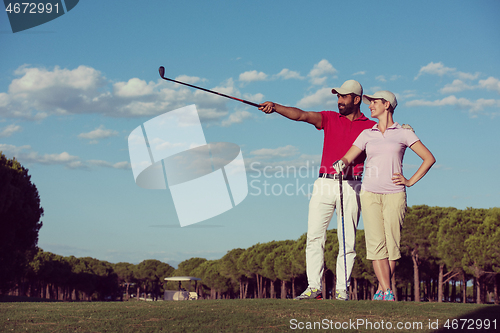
xmin=339 ymin=112 xmax=369 ymax=122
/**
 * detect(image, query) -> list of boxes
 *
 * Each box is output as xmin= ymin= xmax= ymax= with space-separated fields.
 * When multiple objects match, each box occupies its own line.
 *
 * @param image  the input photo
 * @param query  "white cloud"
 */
xmin=112 ymin=161 xmax=131 ymax=169
xmin=78 ymin=125 xmax=118 ymax=142
xmin=239 ymin=70 xmax=268 ymax=82
xmin=401 ymin=90 xmax=417 ymax=99
xmin=479 ymin=77 xmax=500 ymax=94
xmin=243 ymin=92 xmax=264 ymax=104
xmin=187 ymin=78 xmax=245 ymax=122
xmin=2 ymin=65 xmax=109 ymax=119
xmin=66 ymin=161 xmax=87 ymax=169
xmin=174 ymin=75 xmax=205 ymax=85
xmin=309 ymin=59 xmax=336 ymax=78
xmin=367 ymin=86 xmax=383 ymax=94
xmin=308 ymin=59 xmax=337 ymax=85
xmin=221 ymin=110 xmax=252 ymax=127
xmin=440 ymin=79 xmax=475 ymax=94
xmin=275 ymin=68 xmax=304 ymax=80
xmin=415 ymin=62 xmax=480 ymax=81
xmin=0 ymin=144 xmax=81 ymax=167
xmin=0 ymin=144 xmax=31 ymax=157
xmin=406 ymin=95 xmax=500 ymax=115
xmin=0 ymin=143 xmax=129 ymax=170
xmin=457 ymin=72 xmax=480 ymax=80
xmin=88 ymin=160 xmax=131 ymax=169
xmin=353 ymin=71 xmax=365 ymax=76
xmin=250 ymin=145 xmax=299 ymax=159
xmin=0 ymin=65 xmax=253 ymax=126
xmin=2 ymin=65 xmax=109 ymax=118
xmin=10 ymin=65 xmax=104 ymax=93
xmin=0 ymin=92 xmax=9 ymax=107
xmin=412 ymin=62 xmax=498 ymax=96
xmin=406 ymin=95 xmax=467 ymax=107
xmin=30 ymin=151 xmax=79 ymax=164
xmin=415 ymin=62 xmax=455 ymax=79
xmin=0 ymin=124 xmax=21 ymax=137
xmin=149 ymin=138 xmax=186 ymax=151
xmin=113 ymin=78 xmax=156 ymax=97
xmin=375 ymin=75 xmax=399 ymax=82
xmin=297 ymin=87 xmax=337 ymax=109
xmin=207 ymin=78 xmax=237 ymax=97
xmin=196 ymin=107 xmax=229 ymax=122
xmin=310 ymin=77 xmax=328 ymax=86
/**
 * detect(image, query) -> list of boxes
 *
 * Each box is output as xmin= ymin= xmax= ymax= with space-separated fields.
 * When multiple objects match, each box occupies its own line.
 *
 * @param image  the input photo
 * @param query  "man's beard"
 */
xmin=338 ymin=103 xmax=356 ymax=116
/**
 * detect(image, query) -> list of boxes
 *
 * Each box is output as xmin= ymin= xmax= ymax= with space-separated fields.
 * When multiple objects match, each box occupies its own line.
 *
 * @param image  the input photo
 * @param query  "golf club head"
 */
xmin=159 ymin=66 xmax=165 ymax=78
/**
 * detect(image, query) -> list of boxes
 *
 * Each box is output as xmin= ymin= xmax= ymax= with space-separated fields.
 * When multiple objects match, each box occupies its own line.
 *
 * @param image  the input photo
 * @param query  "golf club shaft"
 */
xmin=339 ymin=172 xmax=348 ymax=291
xmin=158 ymin=66 xmax=261 ymax=108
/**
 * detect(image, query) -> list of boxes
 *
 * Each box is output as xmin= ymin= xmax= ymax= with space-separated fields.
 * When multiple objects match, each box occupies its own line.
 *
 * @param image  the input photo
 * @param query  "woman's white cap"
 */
xmin=363 ymin=90 xmax=398 ymax=110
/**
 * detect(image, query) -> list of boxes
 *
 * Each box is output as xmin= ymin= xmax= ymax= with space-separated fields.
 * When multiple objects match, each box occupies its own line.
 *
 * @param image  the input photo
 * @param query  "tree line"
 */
xmin=172 ymin=205 xmax=500 ymax=304
xmin=7 ymin=250 xmax=175 ymax=301
xmin=1 ymin=153 xmax=43 ymax=293
xmin=2 ymin=153 xmax=499 ymax=303
xmin=4 ymin=206 xmax=499 ymax=304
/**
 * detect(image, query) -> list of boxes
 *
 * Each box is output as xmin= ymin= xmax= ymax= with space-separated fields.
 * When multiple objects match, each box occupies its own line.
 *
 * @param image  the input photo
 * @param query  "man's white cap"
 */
xmin=331 ymin=80 xmax=363 ymax=96
xmin=363 ymin=90 xmax=398 ymax=110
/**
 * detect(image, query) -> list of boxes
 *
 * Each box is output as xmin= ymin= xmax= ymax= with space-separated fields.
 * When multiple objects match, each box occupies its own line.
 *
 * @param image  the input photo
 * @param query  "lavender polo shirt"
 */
xmin=353 ymin=122 xmax=420 ymax=194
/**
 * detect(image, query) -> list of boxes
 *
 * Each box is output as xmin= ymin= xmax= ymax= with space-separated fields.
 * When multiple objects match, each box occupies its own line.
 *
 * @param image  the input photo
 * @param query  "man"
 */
xmin=259 ymin=80 xmax=376 ymax=300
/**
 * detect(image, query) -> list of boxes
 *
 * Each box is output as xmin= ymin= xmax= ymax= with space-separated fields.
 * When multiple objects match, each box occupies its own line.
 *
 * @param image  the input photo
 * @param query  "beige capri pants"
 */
xmin=360 ymin=190 xmax=407 ymax=260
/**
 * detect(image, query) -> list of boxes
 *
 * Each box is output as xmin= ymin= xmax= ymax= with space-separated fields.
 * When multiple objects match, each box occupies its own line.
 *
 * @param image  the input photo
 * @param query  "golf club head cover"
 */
xmin=332 ymin=160 xmax=346 ymax=174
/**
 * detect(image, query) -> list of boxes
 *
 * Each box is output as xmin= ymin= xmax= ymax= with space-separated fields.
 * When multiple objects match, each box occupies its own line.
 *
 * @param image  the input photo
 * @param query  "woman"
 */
xmin=333 ymin=90 xmax=435 ymax=301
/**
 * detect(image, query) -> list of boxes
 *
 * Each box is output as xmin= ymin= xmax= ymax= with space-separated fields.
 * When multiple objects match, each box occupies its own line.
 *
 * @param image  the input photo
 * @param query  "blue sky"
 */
xmin=1 ymin=0 xmax=499 ymax=267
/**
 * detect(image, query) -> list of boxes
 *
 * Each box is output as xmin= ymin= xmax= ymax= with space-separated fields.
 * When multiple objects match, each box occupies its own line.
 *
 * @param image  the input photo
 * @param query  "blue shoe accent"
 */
xmin=373 ymin=290 xmax=383 ymax=300
xmin=383 ymin=289 xmax=395 ymax=301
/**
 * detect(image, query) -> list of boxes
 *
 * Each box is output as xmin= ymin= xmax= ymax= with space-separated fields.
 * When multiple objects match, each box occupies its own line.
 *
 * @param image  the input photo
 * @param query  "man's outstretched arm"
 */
xmin=259 ymin=102 xmax=322 ymax=129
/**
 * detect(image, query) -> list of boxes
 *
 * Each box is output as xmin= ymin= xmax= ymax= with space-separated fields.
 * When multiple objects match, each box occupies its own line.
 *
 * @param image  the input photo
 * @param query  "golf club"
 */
xmin=158 ymin=66 xmax=261 ymax=108
xmin=338 ymin=170 xmax=348 ymax=298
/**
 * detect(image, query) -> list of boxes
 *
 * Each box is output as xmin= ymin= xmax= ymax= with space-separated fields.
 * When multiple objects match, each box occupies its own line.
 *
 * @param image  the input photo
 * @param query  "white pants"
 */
xmin=306 ymin=178 xmax=361 ymax=290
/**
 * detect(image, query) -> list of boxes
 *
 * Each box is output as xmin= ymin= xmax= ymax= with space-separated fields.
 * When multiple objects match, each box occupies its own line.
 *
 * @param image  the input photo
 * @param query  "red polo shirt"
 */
xmin=319 ymin=111 xmax=376 ymax=176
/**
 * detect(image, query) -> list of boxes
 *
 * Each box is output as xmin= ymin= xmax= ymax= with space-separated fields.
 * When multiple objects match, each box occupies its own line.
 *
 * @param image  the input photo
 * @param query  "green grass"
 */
xmin=1 ymin=298 xmax=499 ymax=332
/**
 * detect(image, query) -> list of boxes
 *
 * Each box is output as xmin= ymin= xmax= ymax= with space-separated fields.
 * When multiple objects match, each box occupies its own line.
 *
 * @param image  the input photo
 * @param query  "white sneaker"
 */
xmin=294 ymin=287 xmax=323 ymax=300
xmin=335 ymin=289 xmax=349 ymax=301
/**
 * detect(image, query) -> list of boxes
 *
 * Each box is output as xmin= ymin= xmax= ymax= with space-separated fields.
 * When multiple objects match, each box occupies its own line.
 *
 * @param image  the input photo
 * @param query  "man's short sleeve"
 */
xmin=318 ymin=111 xmax=328 ymax=130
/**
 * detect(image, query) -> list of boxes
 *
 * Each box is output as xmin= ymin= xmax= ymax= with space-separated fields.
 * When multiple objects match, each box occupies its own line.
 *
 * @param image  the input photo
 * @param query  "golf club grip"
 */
xmin=158 ymin=67 xmax=260 ymax=108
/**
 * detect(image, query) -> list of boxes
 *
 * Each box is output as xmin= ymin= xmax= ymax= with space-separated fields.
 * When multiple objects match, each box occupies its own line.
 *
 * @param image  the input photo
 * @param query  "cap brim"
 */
xmin=362 ymin=95 xmax=375 ymax=105
xmin=331 ymin=88 xmax=352 ymax=95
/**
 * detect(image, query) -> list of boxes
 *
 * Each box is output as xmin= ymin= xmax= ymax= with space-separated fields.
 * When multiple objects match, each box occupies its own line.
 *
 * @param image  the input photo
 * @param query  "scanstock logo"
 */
xmin=3 ymin=0 xmax=79 ymax=33
xmin=128 ymin=105 xmax=248 ymax=227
